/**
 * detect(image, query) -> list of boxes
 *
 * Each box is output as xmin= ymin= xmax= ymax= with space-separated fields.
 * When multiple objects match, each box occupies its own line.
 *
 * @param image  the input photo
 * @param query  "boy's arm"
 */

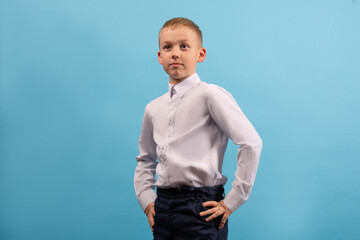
xmin=134 ymin=105 xmax=158 ymax=212
xmin=206 ymin=84 xmax=263 ymax=212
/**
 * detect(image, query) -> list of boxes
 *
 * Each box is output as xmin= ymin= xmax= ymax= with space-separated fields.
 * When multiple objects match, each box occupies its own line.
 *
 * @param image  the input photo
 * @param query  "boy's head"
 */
xmin=159 ymin=17 xmax=203 ymax=48
xmin=158 ymin=17 xmax=206 ymax=85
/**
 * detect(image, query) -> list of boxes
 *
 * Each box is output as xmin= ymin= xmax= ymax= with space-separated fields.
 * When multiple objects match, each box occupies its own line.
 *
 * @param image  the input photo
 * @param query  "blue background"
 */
xmin=1 ymin=0 xmax=359 ymax=239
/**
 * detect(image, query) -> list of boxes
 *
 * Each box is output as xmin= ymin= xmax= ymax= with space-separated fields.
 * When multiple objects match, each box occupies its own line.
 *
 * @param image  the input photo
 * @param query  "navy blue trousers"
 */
xmin=153 ymin=185 xmax=228 ymax=240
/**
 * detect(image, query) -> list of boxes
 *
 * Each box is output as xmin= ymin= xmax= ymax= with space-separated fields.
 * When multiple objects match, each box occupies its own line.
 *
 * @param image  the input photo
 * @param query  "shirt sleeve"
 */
xmin=206 ymin=84 xmax=263 ymax=212
xmin=134 ymin=104 xmax=158 ymax=211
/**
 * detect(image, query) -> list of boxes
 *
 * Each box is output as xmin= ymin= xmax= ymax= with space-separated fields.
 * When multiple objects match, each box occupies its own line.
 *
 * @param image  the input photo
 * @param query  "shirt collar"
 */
xmin=168 ymin=73 xmax=201 ymax=98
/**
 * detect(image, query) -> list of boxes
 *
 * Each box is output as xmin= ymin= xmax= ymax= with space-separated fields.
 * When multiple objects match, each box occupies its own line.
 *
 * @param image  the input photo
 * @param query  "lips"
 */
xmin=169 ymin=63 xmax=183 ymax=67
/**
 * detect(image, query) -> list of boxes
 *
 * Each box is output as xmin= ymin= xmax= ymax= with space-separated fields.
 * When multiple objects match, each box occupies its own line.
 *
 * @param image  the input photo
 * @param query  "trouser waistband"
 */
xmin=156 ymin=185 xmax=224 ymax=199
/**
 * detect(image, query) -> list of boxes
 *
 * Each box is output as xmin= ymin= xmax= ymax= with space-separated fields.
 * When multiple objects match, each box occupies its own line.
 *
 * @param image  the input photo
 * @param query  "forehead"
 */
xmin=159 ymin=27 xmax=200 ymax=44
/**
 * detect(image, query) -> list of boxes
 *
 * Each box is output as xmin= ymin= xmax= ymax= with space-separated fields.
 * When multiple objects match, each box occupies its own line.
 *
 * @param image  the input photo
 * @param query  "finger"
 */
xmin=219 ymin=214 xmax=229 ymax=229
xmin=202 ymin=201 xmax=218 ymax=208
xmin=199 ymin=207 xmax=218 ymax=217
xmin=150 ymin=207 xmax=155 ymax=216
xmin=205 ymin=208 xmax=225 ymax=222
xmin=148 ymin=215 xmax=155 ymax=232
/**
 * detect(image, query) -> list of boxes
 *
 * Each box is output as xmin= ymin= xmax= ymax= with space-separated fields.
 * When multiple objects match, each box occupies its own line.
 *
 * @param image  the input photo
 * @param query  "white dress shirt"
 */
xmin=134 ymin=73 xmax=262 ymax=212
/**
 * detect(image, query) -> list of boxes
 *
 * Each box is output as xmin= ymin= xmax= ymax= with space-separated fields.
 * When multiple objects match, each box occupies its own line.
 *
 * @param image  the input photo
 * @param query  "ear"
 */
xmin=158 ymin=51 xmax=163 ymax=65
xmin=197 ymin=47 xmax=206 ymax=63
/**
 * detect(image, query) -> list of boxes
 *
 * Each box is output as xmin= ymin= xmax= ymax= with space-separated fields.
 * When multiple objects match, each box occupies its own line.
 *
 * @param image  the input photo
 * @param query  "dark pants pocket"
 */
xmin=154 ymin=186 xmax=228 ymax=240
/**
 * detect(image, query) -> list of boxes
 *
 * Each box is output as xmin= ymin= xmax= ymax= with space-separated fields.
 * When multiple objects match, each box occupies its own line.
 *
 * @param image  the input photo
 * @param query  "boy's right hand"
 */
xmin=144 ymin=201 xmax=155 ymax=232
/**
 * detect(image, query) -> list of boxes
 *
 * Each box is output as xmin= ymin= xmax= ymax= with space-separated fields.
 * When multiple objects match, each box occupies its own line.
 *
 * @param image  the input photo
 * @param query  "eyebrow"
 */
xmin=161 ymin=39 xmax=191 ymax=45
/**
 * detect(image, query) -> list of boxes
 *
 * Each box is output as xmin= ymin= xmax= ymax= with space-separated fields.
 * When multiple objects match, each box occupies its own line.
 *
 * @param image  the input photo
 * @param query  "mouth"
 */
xmin=169 ymin=63 xmax=183 ymax=67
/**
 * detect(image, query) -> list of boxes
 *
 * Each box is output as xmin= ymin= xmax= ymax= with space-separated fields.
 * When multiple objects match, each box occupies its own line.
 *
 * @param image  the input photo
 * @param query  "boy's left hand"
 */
xmin=199 ymin=200 xmax=232 ymax=229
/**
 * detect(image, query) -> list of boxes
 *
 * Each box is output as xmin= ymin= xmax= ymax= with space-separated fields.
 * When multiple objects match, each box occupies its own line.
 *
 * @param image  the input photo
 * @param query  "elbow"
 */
xmin=257 ymin=135 xmax=263 ymax=150
xmin=236 ymin=134 xmax=263 ymax=153
xmin=253 ymin=135 xmax=263 ymax=161
xmin=248 ymin=133 xmax=262 ymax=151
xmin=255 ymin=135 xmax=263 ymax=155
xmin=246 ymin=134 xmax=262 ymax=158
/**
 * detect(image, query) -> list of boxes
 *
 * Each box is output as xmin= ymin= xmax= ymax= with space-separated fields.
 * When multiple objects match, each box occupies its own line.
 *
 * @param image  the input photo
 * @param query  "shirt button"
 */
xmin=161 ymin=146 xmax=164 ymax=150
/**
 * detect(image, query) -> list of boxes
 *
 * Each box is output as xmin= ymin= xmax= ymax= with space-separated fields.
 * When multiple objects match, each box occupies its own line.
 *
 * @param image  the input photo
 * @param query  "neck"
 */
xmin=169 ymin=78 xmax=184 ymax=86
xmin=169 ymin=73 xmax=195 ymax=86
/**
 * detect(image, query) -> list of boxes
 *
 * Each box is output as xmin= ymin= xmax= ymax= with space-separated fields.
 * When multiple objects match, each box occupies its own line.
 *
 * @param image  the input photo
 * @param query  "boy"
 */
xmin=134 ymin=17 xmax=262 ymax=240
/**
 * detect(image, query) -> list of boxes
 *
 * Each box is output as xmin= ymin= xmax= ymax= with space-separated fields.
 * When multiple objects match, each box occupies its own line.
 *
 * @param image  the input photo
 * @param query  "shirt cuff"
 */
xmin=223 ymin=188 xmax=246 ymax=212
xmin=138 ymin=188 xmax=157 ymax=212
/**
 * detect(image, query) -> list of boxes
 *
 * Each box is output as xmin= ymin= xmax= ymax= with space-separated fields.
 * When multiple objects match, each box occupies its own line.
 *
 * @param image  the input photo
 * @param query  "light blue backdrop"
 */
xmin=1 ymin=0 xmax=359 ymax=239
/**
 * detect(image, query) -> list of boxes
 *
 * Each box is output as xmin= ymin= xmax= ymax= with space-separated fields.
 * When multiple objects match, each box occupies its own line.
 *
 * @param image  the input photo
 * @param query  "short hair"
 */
xmin=159 ymin=17 xmax=203 ymax=47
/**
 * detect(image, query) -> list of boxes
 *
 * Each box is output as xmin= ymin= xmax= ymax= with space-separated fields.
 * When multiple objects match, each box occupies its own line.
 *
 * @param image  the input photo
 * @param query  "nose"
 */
xmin=172 ymin=49 xmax=180 ymax=59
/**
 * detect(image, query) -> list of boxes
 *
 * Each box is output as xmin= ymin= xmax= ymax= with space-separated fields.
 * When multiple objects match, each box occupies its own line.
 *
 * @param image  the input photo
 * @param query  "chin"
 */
xmin=170 ymin=74 xmax=183 ymax=80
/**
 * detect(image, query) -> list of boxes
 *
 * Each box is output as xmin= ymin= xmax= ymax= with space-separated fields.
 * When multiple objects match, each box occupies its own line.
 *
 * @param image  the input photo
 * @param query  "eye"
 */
xmin=163 ymin=45 xmax=171 ymax=50
xmin=181 ymin=44 xmax=189 ymax=49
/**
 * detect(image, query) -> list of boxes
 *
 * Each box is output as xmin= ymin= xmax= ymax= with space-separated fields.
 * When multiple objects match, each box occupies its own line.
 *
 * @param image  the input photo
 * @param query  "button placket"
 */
xmin=160 ymin=145 xmax=167 ymax=167
xmin=168 ymin=94 xmax=179 ymax=139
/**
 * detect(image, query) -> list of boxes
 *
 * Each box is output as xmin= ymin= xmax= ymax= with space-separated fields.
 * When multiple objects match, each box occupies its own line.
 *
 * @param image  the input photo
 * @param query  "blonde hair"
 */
xmin=159 ymin=17 xmax=203 ymax=47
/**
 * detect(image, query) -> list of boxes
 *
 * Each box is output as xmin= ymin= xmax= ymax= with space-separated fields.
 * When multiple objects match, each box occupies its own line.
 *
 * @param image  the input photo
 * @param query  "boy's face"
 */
xmin=158 ymin=27 xmax=206 ymax=85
